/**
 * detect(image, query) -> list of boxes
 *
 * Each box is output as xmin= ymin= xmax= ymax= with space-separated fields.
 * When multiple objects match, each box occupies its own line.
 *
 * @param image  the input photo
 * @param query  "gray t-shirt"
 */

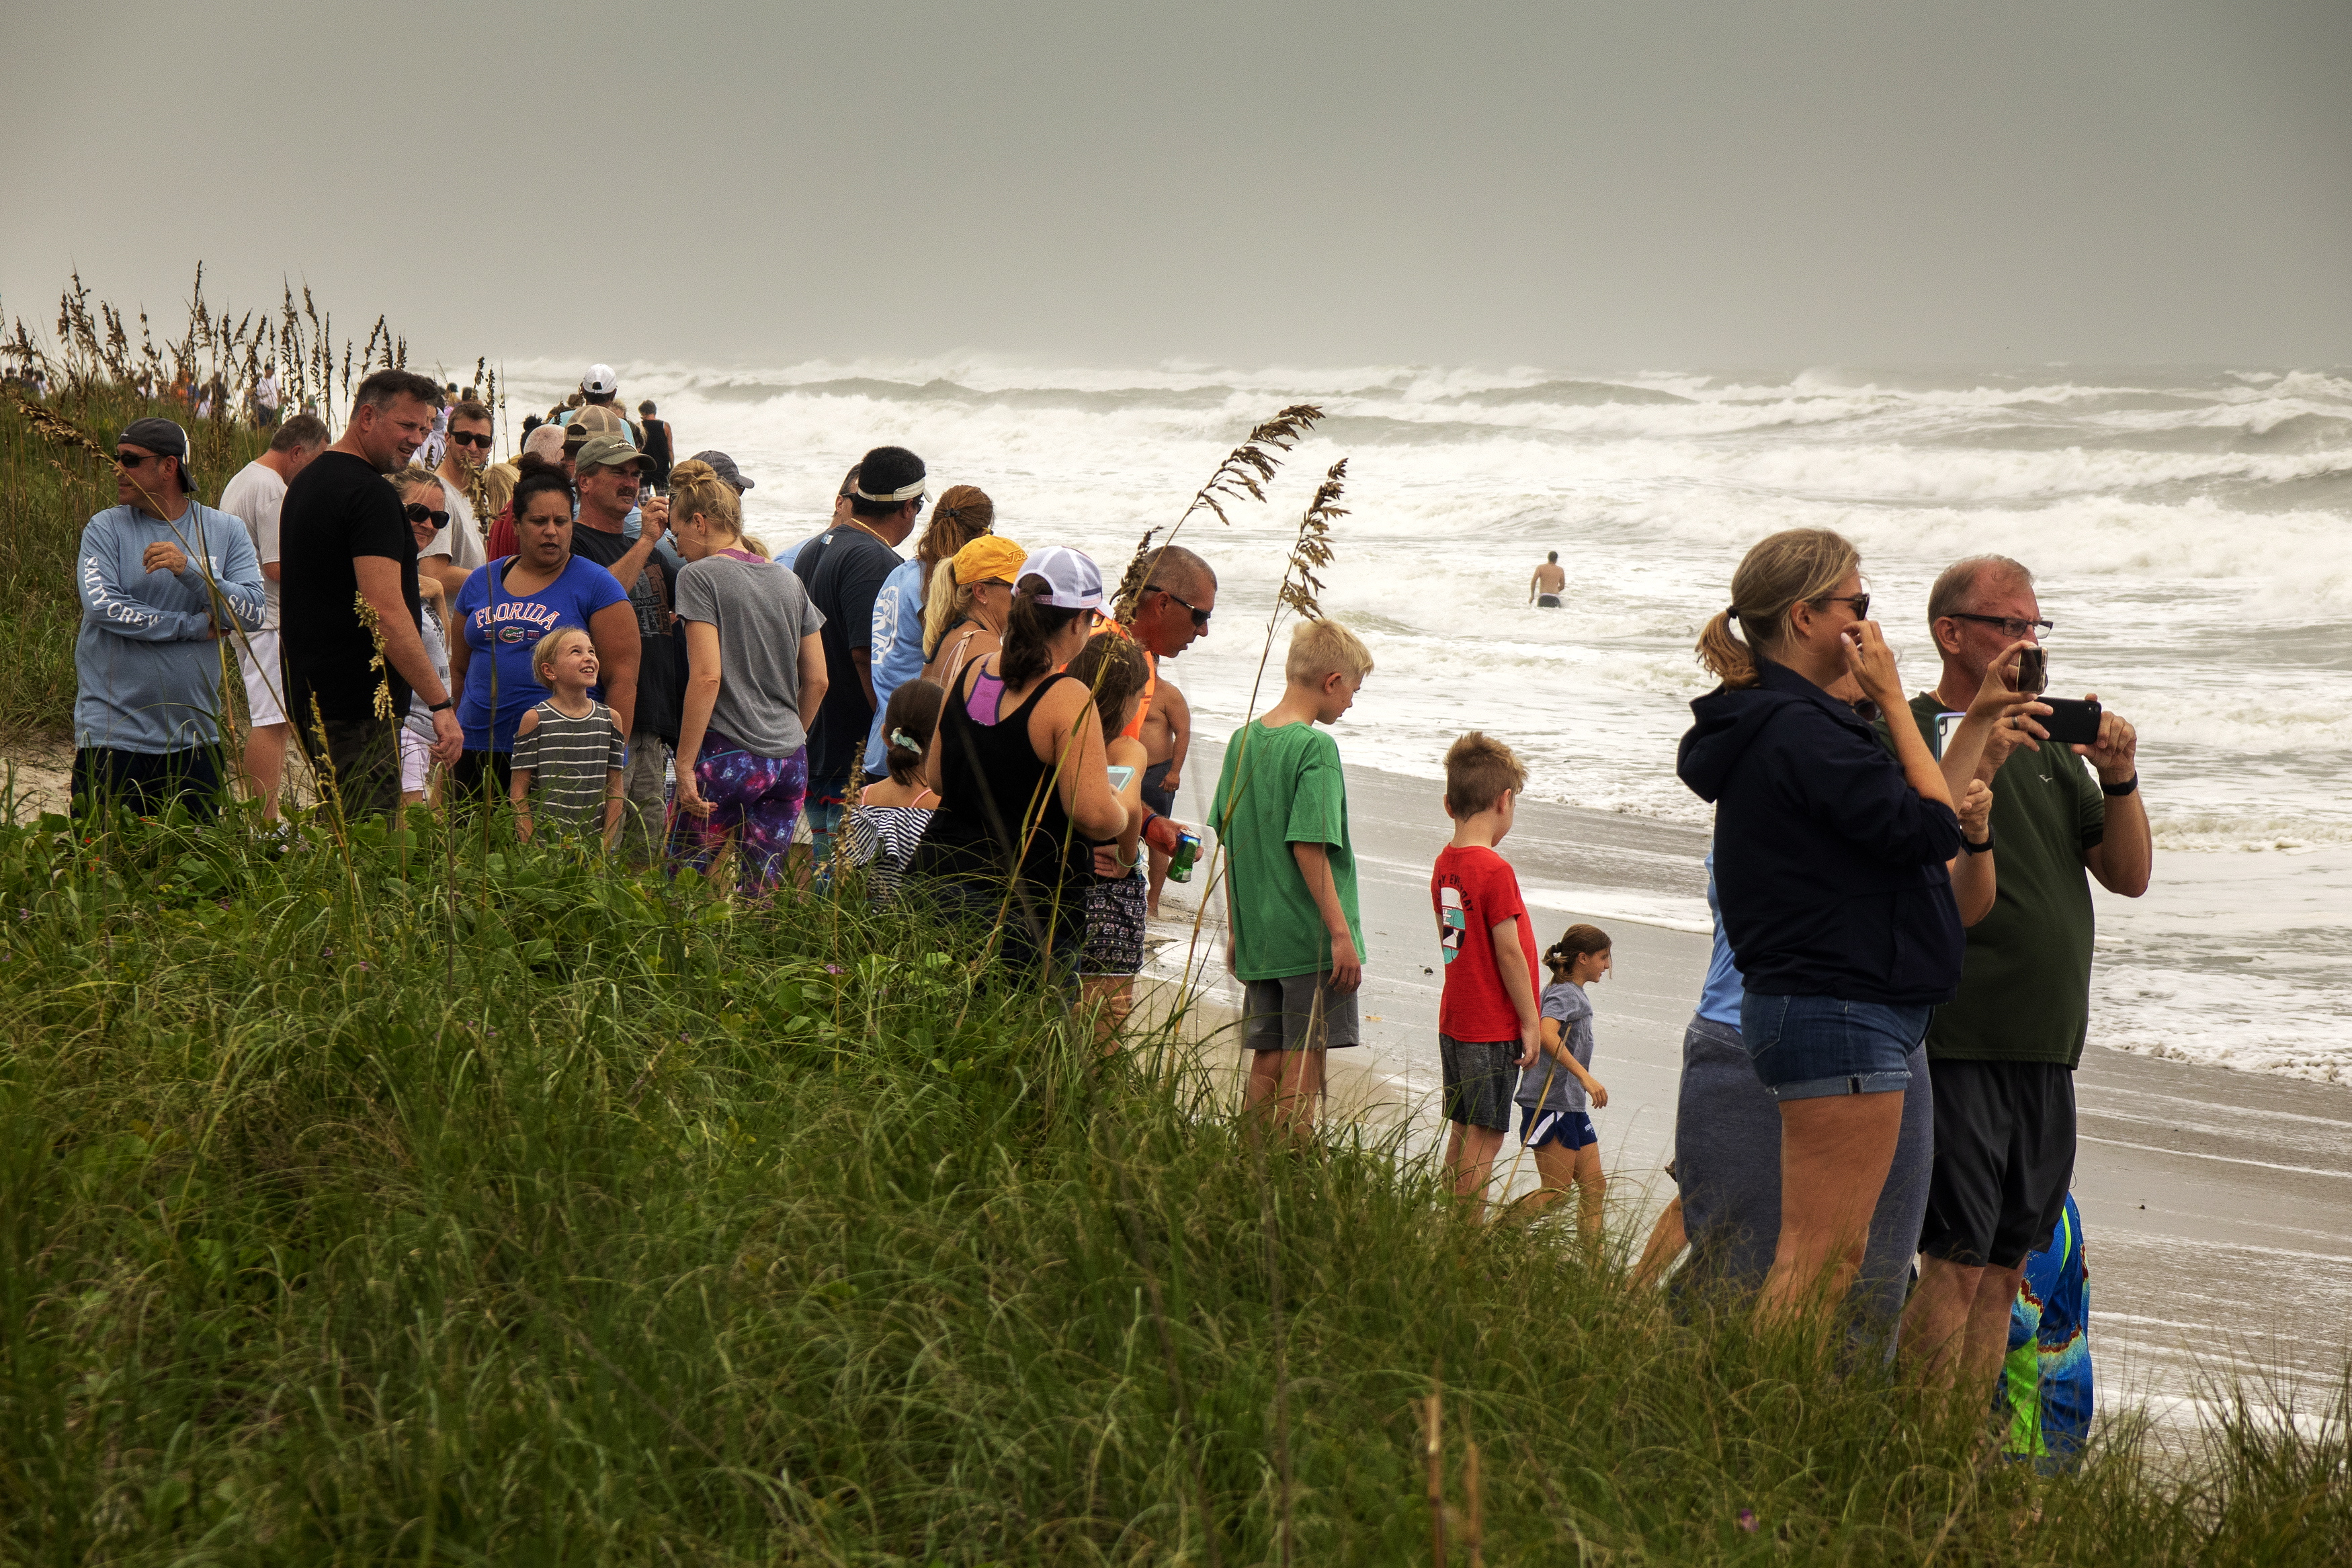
xmin=1516 ymin=979 xmax=1595 ymax=1110
xmin=673 ymin=550 xmax=826 ymax=758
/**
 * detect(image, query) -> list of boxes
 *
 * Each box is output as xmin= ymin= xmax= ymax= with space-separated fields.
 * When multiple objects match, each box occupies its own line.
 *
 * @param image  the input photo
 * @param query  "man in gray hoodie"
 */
xmin=73 ymin=417 xmax=267 ymax=819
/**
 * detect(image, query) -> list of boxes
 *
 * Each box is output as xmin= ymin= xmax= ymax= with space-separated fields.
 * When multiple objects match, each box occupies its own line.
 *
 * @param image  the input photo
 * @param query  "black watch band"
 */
xmin=428 ymin=699 xmax=454 ymax=713
xmin=2100 ymin=774 xmax=2138 ymax=797
xmin=1961 ymin=825 xmax=1994 ymax=855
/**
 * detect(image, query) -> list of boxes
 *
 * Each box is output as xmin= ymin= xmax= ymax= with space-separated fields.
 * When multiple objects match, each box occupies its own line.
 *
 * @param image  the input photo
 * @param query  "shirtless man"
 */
xmin=1530 ymin=550 xmax=1565 ymax=608
xmin=1138 ymin=676 xmax=1192 ymax=914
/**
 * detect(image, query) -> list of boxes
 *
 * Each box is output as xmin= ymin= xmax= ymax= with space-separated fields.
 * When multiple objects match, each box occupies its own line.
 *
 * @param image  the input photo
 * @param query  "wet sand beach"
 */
xmin=1152 ymin=740 xmax=2352 ymax=1424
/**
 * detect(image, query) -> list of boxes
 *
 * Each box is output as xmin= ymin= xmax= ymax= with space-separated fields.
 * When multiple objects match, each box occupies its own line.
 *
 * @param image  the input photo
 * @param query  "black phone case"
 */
xmin=2039 ymin=698 xmax=2102 ymax=746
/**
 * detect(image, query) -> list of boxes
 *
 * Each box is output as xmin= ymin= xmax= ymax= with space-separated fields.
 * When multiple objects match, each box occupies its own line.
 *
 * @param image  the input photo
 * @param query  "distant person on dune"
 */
xmin=1530 ymin=552 xmax=1564 ymax=608
xmin=637 ymin=400 xmax=673 ymax=493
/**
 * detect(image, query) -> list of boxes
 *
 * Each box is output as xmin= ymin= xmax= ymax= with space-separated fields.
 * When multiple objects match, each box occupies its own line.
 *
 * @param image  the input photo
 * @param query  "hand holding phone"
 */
xmin=2036 ymin=697 xmax=2103 ymax=746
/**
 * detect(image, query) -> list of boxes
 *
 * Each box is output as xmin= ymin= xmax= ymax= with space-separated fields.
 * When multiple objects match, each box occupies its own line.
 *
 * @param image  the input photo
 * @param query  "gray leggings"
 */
xmin=1671 ymin=1013 xmax=1934 ymax=1352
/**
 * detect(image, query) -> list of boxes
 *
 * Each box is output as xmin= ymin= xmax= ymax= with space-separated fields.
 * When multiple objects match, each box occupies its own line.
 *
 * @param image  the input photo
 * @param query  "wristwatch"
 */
xmin=2100 ymin=775 xmax=2139 ymax=797
xmin=1961 ymin=825 xmax=1995 ymax=855
xmin=427 ymin=698 xmax=454 ymax=713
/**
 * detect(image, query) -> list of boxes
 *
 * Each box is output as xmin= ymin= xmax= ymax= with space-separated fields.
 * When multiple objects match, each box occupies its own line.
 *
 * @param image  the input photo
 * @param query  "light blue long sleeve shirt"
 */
xmin=74 ymin=501 xmax=266 ymax=754
xmin=863 ymin=556 xmax=929 ymax=777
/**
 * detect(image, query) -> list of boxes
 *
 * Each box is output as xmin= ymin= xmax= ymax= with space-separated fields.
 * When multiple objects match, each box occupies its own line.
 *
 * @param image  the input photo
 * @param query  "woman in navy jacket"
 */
xmin=1677 ymin=527 xmax=1964 ymax=1330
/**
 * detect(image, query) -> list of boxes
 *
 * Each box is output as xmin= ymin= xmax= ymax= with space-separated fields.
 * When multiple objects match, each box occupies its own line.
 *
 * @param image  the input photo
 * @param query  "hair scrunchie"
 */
xmin=889 ymin=728 xmax=921 ymax=752
xmin=1724 ymin=605 xmax=1740 ymax=621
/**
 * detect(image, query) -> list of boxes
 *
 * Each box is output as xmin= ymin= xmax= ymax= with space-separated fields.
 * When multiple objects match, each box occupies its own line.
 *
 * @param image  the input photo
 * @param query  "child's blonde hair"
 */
xmin=532 ymin=625 xmax=595 ymax=686
xmin=1443 ymin=730 xmax=1527 ymax=818
xmin=1285 ymin=617 xmax=1374 ymax=686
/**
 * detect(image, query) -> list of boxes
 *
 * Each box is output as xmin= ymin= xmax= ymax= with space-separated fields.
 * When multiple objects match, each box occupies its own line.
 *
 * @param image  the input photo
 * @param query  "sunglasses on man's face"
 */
xmin=403 ymin=503 xmax=450 ymax=529
xmin=116 ymin=451 xmax=163 ymax=468
xmin=1148 ymin=584 xmax=1212 ymax=630
xmin=448 ymin=431 xmax=493 ymax=449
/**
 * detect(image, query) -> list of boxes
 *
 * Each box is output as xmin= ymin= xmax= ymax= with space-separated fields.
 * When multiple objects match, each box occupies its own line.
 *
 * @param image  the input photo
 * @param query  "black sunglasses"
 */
xmin=403 ymin=503 xmax=450 ymax=529
xmin=1814 ymin=592 xmax=1872 ymax=620
xmin=1148 ymin=582 xmax=1212 ymax=630
xmin=116 ymin=451 xmax=165 ymax=468
xmin=448 ymin=431 xmax=493 ymax=449
xmin=1950 ymin=611 xmax=2054 ymax=639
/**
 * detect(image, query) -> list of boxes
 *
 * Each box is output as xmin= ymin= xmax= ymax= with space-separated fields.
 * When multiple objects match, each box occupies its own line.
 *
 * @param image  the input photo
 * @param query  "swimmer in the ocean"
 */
xmin=1530 ymin=551 xmax=1565 ymax=608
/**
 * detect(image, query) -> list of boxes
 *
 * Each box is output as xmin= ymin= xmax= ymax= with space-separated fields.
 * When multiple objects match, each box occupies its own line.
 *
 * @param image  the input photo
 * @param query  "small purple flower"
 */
xmin=356 ymin=961 xmax=370 ymax=972
xmin=1736 ymin=1510 xmax=1758 ymax=1534
xmin=15 ymin=910 xmax=28 ymax=922
xmin=322 ymin=947 xmax=334 ymax=958
xmin=825 ymin=965 xmax=843 ymax=975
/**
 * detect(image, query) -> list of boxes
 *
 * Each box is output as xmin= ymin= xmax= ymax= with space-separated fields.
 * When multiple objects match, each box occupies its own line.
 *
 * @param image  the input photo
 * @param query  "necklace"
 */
xmin=841 ymin=517 xmax=893 ymax=548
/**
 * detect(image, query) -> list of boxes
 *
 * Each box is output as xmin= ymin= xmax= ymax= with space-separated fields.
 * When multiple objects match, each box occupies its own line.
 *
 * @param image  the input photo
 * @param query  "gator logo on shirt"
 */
xmin=1438 ymin=885 xmax=1466 ymax=964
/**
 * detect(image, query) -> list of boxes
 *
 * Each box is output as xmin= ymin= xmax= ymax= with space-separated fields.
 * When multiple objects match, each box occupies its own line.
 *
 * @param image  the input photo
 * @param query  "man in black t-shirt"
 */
xmin=281 ymin=369 xmax=463 ymax=820
xmin=794 ymin=445 xmax=923 ymax=870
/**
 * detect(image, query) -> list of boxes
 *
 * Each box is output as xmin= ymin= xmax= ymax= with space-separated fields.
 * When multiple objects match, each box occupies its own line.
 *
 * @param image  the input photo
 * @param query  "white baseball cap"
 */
xmin=1021 ymin=545 xmax=1108 ymax=613
xmin=581 ymin=363 xmax=618 ymax=396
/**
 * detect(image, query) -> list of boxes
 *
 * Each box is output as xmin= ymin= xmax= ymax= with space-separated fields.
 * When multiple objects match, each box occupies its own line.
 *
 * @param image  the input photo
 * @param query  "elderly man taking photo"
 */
xmin=563 ymin=433 xmax=669 ymax=857
xmin=1898 ymin=554 xmax=2150 ymax=1401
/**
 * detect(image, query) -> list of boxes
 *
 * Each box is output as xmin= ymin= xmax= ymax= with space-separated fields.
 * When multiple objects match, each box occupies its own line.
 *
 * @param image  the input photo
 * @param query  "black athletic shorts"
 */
xmin=1918 ymin=1057 xmax=2076 ymax=1270
xmin=1140 ymin=757 xmax=1177 ymax=818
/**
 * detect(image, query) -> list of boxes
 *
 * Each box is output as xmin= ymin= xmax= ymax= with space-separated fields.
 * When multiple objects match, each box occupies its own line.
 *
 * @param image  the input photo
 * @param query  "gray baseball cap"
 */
xmin=689 ymin=449 xmax=753 ymax=492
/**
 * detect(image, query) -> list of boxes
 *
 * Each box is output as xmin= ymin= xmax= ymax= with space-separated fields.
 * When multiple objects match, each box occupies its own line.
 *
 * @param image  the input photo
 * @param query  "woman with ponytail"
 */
xmin=911 ymin=546 xmax=1130 ymax=978
xmin=862 ymin=485 xmax=996 ymax=782
xmin=1676 ymin=527 xmax=1964 ymax=1331
xmin=667 ymin=459 xmax=828 ymax=895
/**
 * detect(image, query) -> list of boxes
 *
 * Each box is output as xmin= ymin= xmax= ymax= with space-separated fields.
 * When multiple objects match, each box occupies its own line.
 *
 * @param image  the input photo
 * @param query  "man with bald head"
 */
xmin=1112 ymin=542 xmax=1218 ymax=905
xmin=1896 ymin=554 xmax=2150 ymax=1402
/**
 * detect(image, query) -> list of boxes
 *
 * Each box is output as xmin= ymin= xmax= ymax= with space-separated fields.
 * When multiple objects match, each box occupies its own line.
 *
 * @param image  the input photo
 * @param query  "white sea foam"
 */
xmin=503 ymin=360 xmax=2351 ymax=1083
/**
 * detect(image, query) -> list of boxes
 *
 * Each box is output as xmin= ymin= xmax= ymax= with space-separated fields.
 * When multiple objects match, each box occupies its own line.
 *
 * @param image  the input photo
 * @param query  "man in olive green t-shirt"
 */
xmin=1898 ymin=556 xmax=2152 ymax=1405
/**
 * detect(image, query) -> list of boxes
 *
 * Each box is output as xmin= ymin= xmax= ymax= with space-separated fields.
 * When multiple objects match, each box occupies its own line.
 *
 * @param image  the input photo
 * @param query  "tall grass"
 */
xmin=0 ymin=801 xmax=2342 ymax=1563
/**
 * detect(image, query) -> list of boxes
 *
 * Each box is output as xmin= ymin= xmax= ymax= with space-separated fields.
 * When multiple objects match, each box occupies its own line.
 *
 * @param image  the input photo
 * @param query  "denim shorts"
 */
xmin=1740 ymin=993 xmax=1930 ymax=1101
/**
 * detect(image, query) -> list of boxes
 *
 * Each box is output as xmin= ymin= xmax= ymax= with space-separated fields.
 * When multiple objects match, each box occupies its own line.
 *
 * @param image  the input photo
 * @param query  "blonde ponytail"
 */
xmin=1695 ymin=527 xmax=1861 ymax=691
xmin=921 ymin=556 xmax=970 ymax=663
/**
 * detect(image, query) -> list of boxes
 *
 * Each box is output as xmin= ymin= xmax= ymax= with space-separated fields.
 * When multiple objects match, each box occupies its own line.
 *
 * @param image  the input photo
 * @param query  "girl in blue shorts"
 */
xmin=1515 ymin=924 xmax=1613 ymax=1246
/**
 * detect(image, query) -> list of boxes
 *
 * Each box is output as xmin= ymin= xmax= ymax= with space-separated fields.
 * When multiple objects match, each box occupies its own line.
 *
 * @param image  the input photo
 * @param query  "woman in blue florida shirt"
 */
xmin=446 ymin=458 xmax=633 ymax=808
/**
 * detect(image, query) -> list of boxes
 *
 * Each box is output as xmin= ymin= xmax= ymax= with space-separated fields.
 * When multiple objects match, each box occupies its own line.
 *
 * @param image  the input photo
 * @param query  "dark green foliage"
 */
xmin=0 ymin=805 xmax=2341 ymax=1563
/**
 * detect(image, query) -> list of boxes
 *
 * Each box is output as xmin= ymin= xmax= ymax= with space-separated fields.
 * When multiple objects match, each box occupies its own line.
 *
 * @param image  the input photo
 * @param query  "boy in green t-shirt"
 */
xmin=1208 ymin=618 xmax=1376 ymax=1141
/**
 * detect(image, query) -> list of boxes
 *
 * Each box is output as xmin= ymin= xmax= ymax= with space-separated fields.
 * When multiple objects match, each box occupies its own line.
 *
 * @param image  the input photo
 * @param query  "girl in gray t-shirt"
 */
xmin=1513 ymin=924 xmax=1613 ymax=1244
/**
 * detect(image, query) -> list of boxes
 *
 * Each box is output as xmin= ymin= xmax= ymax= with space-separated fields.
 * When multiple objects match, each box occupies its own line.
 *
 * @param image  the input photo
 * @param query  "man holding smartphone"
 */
xmin=1899 ymin=554 xmax=2151 ymax=1401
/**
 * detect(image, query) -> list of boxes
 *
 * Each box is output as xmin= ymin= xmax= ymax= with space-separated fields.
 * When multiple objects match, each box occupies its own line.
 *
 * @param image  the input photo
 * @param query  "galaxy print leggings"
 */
xmin=673 ymin=734 xmax=808 ymax=896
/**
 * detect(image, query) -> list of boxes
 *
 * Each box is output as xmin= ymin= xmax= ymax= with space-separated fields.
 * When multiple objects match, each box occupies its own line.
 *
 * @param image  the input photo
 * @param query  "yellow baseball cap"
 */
xmin=951 ymin=535 xmax=1027 ymax=586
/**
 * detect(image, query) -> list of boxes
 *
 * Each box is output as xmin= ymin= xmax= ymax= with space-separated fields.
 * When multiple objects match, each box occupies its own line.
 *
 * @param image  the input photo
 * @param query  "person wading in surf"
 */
xmin=1530 ymin=552 xmax=1565 ymax=608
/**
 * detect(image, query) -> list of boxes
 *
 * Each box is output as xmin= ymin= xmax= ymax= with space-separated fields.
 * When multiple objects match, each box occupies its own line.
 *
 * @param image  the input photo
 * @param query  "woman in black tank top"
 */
xmin=911 ymin=552 xmax=1129 ymax=978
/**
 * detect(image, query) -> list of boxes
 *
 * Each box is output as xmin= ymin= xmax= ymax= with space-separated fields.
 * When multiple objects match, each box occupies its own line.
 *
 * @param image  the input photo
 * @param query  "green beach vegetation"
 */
xmin=0 ymin=280 xmax=2346 ymax=1562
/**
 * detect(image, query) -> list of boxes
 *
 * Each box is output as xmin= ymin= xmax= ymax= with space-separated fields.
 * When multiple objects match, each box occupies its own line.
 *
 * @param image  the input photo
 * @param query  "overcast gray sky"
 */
xmin=8 ymin=1 xmax=2349 ymax=371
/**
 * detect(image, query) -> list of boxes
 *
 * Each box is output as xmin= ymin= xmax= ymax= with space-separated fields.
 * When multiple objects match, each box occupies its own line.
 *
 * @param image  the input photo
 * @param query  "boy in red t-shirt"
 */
xmin=1430 ymin=732 xmax=1542 ymax=1221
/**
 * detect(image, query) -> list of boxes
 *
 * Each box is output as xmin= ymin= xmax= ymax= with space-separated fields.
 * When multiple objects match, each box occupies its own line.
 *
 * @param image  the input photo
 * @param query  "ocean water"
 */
xmin=504 ymin=359 xmax=2352 ymax=1084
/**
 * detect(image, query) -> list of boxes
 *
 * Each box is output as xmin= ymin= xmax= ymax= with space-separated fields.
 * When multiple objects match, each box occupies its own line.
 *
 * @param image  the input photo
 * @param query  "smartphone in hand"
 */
xmin=2038 ymin=697 xmax=2102 ymax=746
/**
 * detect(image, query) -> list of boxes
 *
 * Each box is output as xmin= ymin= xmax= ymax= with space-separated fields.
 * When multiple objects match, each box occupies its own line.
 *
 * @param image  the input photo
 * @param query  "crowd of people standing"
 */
xmin=71 ymin=372 xmax=2142 ymax=1452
